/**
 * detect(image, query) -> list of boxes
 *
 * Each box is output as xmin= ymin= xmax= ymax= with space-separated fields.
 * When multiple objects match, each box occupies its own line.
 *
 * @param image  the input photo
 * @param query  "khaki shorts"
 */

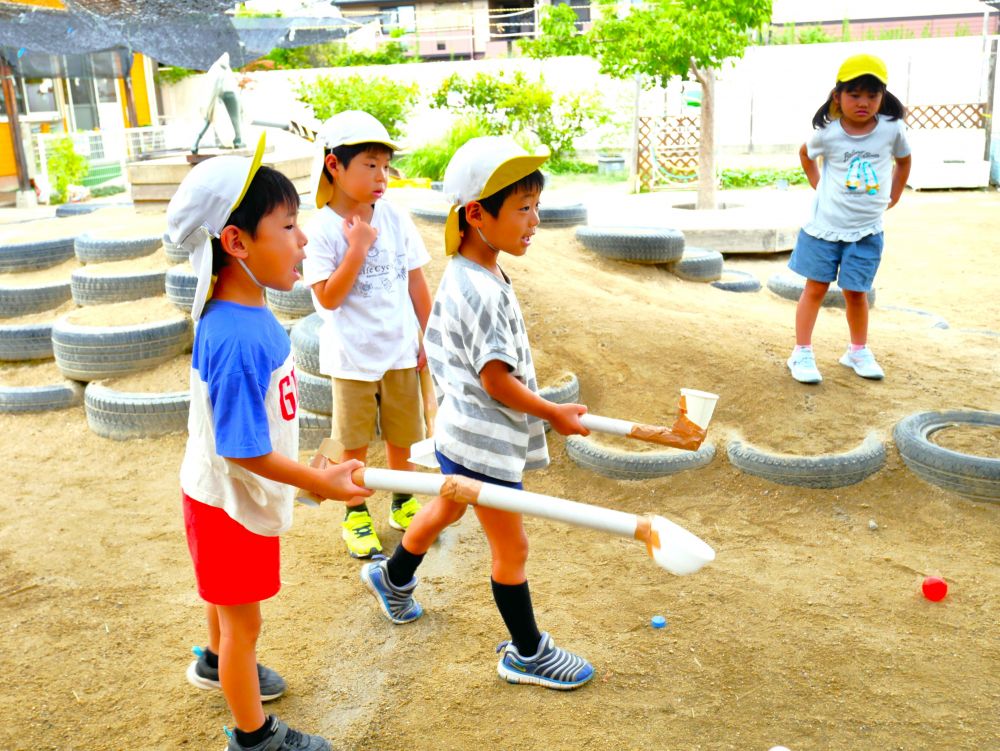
xmin=330 ymin=368 xmax=424 ymax=450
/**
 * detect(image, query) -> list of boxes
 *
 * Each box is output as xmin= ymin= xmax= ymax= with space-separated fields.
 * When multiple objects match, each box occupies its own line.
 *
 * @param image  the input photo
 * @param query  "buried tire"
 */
xmin=84 ymin=383 xmax=190 ymax=440
xmin=297 ymin=369 xmax=332 ymax=415
xmin=538 ymin=372 xmax=580 ymax=404
xmin=71 ymin=269 xmax=167 ymax=306
xmin=670 ymin=247 xmax=724 ymax=282
xmin=767 ymin=272 xmax=875 ymax=309
xmin=75 ymin=233 xmax=162 ymax=264
xmin=52 ymin=316 xmax=192 ymax=382
xmin=0 ymin=281 xmax=72 ymax=318
xmin=290 ymin=313 xmax=322 ymax=376
xmin=726 ymin=433 xmax=885 ymax=488
xmin=893 ymin=410 xmax=1000 ymax=502
xmin=575 ymin=227 xmax=685 ymax=265
xmin=0 ymin=381 xmax=83 ymax=414
xmin=565 ymin=435 xmax=715 ymax=480
xmin=266 ymin=281 xmax=314 ymax=318
xmin=165 ymin=265 xmax=197 ymax=312
xmin=0 ymin=237 xmax=75 ymax=273
xmin=299 ymin=409 xmax=332 ymax=451
xmin=0 ymin=322 xmax=54 ymax=361
xmin=711 ymin=270 xmax=761 ymax=293
xmin=539 ymin=203 xmax=587 ymax=227
xmin=410 ymin=205 xmax=448 ymax=224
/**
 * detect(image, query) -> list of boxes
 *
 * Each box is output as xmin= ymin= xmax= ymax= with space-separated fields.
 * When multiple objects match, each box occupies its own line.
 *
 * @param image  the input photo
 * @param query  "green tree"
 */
xmin=46 ymin=137 xmax=89 ymax=204
xmin=294 ymin=74 xmax=418 ymax=138
xmin=523 ymin=0 xmax=772 ymax=206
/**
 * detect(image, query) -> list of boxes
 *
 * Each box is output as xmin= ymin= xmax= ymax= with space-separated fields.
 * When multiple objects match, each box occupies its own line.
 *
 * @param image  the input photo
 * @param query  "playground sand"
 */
xmin=1 ymin=189 xmax=998 ymax=750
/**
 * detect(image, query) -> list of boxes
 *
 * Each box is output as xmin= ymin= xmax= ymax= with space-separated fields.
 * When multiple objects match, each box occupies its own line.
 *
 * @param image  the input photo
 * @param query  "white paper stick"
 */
xmin=580 ymin=413 xmax=634 ymax=436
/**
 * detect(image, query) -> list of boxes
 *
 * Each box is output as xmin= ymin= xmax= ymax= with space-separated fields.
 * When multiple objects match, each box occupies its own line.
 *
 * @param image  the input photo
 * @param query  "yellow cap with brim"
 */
xmin=442 ymin=137 xmax=549 ymax=256
xmin=837 ymin=54 xmax=888 ymax=85
xmin=164 ymin=132 xmax=267 ymax=321
xmin=310 ymin=110 xmax=402 ymax=209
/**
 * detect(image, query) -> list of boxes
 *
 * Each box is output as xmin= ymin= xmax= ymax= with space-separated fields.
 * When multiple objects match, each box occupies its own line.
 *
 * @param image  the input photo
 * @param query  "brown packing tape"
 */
xmin=439 ymin=475 xmax=483 ymax=505
xmin=296 ymin=438 xmax=347 ymax=503
xmin=633 ymin=515 xmax=661 ymax=559
xmin=627 ymin=396 xmax=707 ymax=451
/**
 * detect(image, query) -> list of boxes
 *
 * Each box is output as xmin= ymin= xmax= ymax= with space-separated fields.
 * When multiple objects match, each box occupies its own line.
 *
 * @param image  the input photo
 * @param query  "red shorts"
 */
xmin=182 ymin=492 xmax=281 ymax=606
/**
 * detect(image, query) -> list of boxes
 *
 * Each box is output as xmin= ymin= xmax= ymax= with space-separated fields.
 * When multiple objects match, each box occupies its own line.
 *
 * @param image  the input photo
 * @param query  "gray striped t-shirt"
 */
xmin=425 ymin=255 xmax=549 ymax=483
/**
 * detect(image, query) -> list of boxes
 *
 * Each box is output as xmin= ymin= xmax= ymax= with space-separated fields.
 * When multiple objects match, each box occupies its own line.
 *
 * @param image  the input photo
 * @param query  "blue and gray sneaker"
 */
xmin=496 ymin=632 xmax=594 ymax=690
xmin=360 ymin=558 xmax=423 ymax=624
xmin=224 ymin=716 xmax=331 ymax=751
xmin=186 ymin=646 xmax=287 ymax=701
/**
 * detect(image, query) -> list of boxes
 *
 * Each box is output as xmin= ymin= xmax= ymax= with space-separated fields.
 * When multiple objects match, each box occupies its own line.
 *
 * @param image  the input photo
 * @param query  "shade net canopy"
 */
xmin=0 ymin=0 xmax=360 ymax=75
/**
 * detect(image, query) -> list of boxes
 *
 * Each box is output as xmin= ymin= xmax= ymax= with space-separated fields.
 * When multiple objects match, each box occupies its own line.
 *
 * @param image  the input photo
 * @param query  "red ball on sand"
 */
xmin=922 ymin=577 xmax=948 ymax=602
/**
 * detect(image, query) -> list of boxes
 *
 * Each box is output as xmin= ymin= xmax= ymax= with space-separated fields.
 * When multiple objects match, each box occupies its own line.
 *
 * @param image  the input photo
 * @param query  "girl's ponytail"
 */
xmin=812 ymin=92 xmax=837 ymax=129
xmin=879 ymin=89 xmax=906 ymax=121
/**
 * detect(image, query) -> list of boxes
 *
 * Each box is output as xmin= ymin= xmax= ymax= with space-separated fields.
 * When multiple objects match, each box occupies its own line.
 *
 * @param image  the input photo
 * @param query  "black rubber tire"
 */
xmin=893 ymin=411 xmax=1000 ymax=502
xmin=0 ymin=380 xmax=83 ymax=413
xmin=767 ymin=272 xmax=876 ymax=309
xmin=298 ymin=369 xmax=332 ymax=415
xmin=711 ymin=270 xmax=761 ymax=293
xmin=164 ymin=240 xmax=189 ymax=265
xmin=266 ymin=281 xmax=314 ymax=318
xmin=55 ymin=203 xmax=100 ymax=217
xmin=538 ymin=372 xmax=580 ymax=404
xmin=290 ymin=313 xmax=322 ymax=376
xmin=575 ymin=227 xmax=685 ymax=264
xmin=410 ymin=205 xmax=448 ymax=223
xmin=300 ymin=409 xmax=332 ymax=451
xmin=0 ymin=281 xmax=72 ymax=318
xmin=83 ymin=382 xmax=190 ymax=440
xmin=71 ymin=269 xmax=167 ymax=306
xmin=565 ymin=435 xmax=716 ymax=480
xmin=0 ymin=237 xmax=76 ymax=273
xmin=726 ymin=433 xmax=886 ymax=488
xmin=52 ymin=316 xmax=192 ymax=382
xmin=0 ymin=322 xmax=54 ymax=361
xmin=539 ymin=203 xmax=588 ymax=228
xmin=165 ymin=265 xmax=197 ymax=312
xmin=670 ymin=247 xmax=724 ymax=282
xmin=75 ymin=233 xmax=162 ymax=264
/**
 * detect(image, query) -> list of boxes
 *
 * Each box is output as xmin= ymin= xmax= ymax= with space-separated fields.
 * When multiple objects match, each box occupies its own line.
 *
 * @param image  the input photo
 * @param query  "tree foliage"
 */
xmin=519 ymin=4 xmax=592 ymax=58
xmin=295 ymin=74 xmax=418 ymax=138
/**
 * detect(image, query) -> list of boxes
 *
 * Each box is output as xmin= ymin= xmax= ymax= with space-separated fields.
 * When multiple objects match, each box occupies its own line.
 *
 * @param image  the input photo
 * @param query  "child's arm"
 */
xmin=888 ymin=155 xmax=911 ymax=209
xmin=228 ymin=452 xmax=372 ymax=502
xmin=479 ymin=360 xmax=589 ymax=436
xmin=408 ymin=267 xmax=433 ymax=369
xmin=311 ymin=215 xmax=378 ymax=310
xmin=799 ymin=143 xmax=820 ymax=189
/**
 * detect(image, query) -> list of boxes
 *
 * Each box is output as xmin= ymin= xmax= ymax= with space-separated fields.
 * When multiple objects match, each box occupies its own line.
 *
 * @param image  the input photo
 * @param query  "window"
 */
xmin=489 ymin=0 xmax=535 ymax=40
xmin=381 ymin=5 xmax=416 ymax=34
xmin=25 ymin=79 xmax=58 ymax=115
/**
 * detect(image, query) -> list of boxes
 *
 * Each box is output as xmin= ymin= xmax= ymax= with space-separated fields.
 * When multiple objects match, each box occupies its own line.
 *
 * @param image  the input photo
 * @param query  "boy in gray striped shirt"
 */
xmin=361 ymin=137 xmax=596 ymax=690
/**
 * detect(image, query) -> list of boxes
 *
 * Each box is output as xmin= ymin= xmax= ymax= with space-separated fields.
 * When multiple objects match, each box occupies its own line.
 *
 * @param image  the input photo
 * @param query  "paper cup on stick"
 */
xmin=680 ymin=388 xmax=719 ymax=430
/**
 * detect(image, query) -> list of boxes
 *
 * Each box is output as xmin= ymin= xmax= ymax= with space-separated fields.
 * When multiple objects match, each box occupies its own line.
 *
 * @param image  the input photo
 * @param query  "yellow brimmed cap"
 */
xmin=164 ymin=133 xmax=266 ymax=321
xmin=442 ymin=136 xmax=549 ymax=256
xmin=837 ymin=54 xmax=888 ymax=85
xmin=310 ymin=110 xmax=401 ymax=209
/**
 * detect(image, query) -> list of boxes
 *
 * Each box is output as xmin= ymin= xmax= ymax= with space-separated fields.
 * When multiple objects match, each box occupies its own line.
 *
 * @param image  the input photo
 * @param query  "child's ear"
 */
xmin=324 ymin=152 xmax=339 ymax=174
xmin=219 ymin=225 xmax=249 ymax=259
xmin=465 ymin=201 xmax=485 ymax=227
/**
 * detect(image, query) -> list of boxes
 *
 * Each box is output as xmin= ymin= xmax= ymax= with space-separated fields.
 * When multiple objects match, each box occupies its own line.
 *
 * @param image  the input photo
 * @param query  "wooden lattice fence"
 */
xmin=636 ymin=115 xmax=700 ymax=191
xmin=906 ymin=103 xmax=986 ymax=130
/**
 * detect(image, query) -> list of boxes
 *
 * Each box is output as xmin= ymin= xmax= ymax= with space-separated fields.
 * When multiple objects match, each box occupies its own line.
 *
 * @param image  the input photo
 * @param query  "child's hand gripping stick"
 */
xmin=307 ymin=439 xmax=715 ymax=575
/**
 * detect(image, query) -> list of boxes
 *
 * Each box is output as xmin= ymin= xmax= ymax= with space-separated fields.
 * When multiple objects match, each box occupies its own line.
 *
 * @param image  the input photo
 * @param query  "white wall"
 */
xmin=159 ymin=35 xmax=999 ymax=157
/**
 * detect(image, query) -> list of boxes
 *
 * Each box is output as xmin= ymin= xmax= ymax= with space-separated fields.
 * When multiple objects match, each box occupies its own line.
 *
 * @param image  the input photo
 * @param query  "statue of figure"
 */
xmin=191 ymin=53 xmax=245 ymax=155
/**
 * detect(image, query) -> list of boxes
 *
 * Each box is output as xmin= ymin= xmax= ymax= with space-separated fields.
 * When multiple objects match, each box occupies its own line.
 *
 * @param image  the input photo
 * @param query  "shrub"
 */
xmin=262 ymin=40 xmax=412 ymax=69
xmin=430 ymin=71 xmax=608 ymax=160
xmin=295 ymin=74 xmax=418 ymax=138
xmin=395 ymin=119 xmax=490 ymax=181
xmin=46 ymin=138 xmax=89 ymax=204
xmin=719 ymin=167 xmax=807 ymax=189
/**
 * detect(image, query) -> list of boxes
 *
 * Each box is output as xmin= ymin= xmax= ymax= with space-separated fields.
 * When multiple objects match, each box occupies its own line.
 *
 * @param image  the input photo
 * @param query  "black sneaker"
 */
xmin=225 ymin=716 xmax=331 ymax=751
xmin=186 ymin=645 xmax=287 ymax=701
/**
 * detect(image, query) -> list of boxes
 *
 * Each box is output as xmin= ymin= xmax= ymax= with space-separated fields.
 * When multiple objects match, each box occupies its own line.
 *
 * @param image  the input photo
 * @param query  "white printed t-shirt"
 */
xmin=302 ymin=200 xmax=430 ymax=380
xmin=180 ymin=300 xmax=300 ymax=537
xmin=803 ymin=116 xmax=911 ymax=241
xmin=424 ymin=255 xmax=549 ymax=484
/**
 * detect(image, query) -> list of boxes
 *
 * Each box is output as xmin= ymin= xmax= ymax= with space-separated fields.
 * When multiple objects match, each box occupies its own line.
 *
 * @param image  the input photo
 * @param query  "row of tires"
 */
xmin=3 ymin=365 xmax=995 ymax=504
xmin=0 ymin=231 xmax=164 ymax=274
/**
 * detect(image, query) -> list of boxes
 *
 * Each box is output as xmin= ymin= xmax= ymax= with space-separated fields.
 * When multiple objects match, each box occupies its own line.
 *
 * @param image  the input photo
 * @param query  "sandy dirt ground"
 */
xmin=1 ymin=189 xmax=998 ymax=751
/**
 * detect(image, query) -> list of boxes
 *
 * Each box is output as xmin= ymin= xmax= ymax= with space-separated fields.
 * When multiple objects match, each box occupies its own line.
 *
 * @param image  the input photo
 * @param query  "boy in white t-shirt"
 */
xmin=302 ymin=110 xmax=433 ymax=559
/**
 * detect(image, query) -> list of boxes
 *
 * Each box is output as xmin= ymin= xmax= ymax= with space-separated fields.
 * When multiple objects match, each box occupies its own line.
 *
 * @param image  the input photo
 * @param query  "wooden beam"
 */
xmin=0 ymin=58 xmax=31 ymax=192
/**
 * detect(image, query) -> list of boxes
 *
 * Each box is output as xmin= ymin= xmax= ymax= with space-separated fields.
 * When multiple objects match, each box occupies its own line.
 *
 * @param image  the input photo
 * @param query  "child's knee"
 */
xmin=495 ymin=532 xmax=529 ymax=567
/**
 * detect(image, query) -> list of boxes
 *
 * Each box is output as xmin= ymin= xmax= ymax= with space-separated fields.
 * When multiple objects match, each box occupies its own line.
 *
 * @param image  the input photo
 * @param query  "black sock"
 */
xmin=203 ymin=647 xmax=219 ymax=669
xmin=391 ymin=493 xmax=412 ymax=510
xmin=235 ymin=715 xmax=275 ymax=747
xmin=386 ymin=543 xmax=424 ymax=588
xmin=491 ymin=579 xmax=542 ymax=657
xmin=345 ymin=502 xmax=369 ymax=520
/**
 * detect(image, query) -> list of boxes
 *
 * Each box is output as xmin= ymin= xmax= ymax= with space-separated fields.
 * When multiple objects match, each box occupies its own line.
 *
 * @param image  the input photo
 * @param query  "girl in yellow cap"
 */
xmin=786 ymin=53 xmax=911 ymax=384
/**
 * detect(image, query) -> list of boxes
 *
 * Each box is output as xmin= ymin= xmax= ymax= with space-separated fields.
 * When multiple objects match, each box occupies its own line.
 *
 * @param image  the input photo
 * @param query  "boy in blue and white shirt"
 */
xmin=166 ymin=134 xmax=370 ymax=751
